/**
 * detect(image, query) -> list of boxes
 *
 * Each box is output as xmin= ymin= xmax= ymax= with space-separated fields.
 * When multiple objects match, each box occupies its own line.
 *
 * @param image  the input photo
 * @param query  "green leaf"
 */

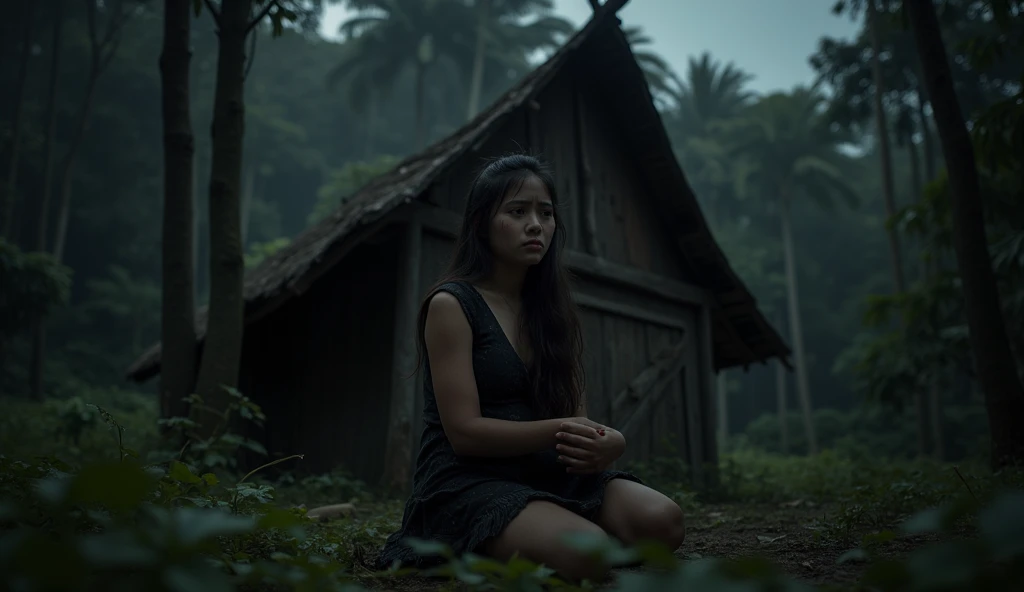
xmin=0 ymin=501 xmax=17 ymax=521
xmin=171 ymin=508 xmax=257 ymax=545
xmin=77 ymin=531 xmax=160 ymax=568
xmin=976 ymin=490 xmax=1024 ymax=560
xmin=67 ymin=462 xmax=155 ymax=512
xmin=402 ymin=537 xmax=453 ymax=558
xmin=257 ymin=508 xmax=300 ymax=529
xmin=837 ymin=548 xmax=868 ymax=564
xmin=169 ymin=460 xmax=202 ymax=484
xmin=8 ymin=530 xmax=86 ymax=589
xmin=164 ymin=562 xmax=235 ymax=592
xmin=900 ymin=506 xmax=944 ymax=534
xmin=904 ymin=540 xmax=980 ymax=590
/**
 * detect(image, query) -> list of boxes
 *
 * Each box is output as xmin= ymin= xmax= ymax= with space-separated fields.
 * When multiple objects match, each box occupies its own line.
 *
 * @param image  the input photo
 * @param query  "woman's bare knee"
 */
xmin=597 ymin=480 xmax=686 ymax=550
xmin=482 ymin=500 xmax=611 ymax=582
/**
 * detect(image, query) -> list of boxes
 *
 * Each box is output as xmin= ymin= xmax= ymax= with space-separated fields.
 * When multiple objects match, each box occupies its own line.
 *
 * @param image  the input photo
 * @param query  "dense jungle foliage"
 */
xmin=1 ymin=0 xmax=1022 ymax=590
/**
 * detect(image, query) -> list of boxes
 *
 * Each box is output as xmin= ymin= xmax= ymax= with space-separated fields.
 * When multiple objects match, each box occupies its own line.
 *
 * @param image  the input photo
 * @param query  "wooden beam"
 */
xmin=611 ymin=339 xmax=686 ymax=421
xmin=573 ymin=292 xmax=686 ymax=331
xmin=565 ymin=250 xmax=708 ymax=307
xmin=697 ymin=303 xmax=720 ymax=488
xmin=412 ymin=202 xmax=709 ymax=309
xmin=613 ymin=339 xmax=688 ymax=437
xmin=380 ymin=215 xmax=423 ymax=493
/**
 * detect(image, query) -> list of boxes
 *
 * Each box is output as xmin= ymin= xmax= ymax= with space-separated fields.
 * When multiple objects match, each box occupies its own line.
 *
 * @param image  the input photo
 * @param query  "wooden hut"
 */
xmin=127 ymin=1 xmax=790 ymax=491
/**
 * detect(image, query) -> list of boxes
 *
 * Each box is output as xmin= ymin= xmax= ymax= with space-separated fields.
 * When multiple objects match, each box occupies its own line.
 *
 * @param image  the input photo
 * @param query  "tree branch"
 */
xmin=247 ymin=0 xmax=280 ymax=33
xmin=243 ymin=23 xmax=259 ymax=80
xmin=586 ymin=0 xmax=601 ymax=11
xmin=86 ymin=0 xmax=99 ymax=52
xmin=203 ymin=0 xmax=223 ymax=28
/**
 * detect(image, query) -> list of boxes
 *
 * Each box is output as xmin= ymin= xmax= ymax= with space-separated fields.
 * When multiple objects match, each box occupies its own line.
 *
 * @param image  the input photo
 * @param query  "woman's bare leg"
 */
xmin=594 ymin=479 xmax=686 ymax=550
xmin=481 ymin=500 xmax=611 ymax=582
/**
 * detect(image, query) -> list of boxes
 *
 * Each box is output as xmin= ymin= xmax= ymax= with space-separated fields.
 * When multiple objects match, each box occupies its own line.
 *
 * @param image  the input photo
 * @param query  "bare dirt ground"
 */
xmin=331 ymin=498 xmax=949 ymax=591
xmin=679 ymin=501 xmax=915 ymax=586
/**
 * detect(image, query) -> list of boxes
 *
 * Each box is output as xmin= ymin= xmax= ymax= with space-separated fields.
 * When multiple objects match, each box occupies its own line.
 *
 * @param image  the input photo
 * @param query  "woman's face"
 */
xmin=488 ymin=174 xmax=556 ymax=267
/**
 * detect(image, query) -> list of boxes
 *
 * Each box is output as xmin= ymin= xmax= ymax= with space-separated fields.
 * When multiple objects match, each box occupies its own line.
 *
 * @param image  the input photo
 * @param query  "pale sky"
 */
xmin=318 ymin=0 xmax=860 ymax=95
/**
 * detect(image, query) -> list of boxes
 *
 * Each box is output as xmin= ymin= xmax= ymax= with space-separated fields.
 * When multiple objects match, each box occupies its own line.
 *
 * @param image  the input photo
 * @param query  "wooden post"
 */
xmin=697 ymin=303 xmax=720 ymax=488
xmin=380 ymin=216 xmax=423 ymax=493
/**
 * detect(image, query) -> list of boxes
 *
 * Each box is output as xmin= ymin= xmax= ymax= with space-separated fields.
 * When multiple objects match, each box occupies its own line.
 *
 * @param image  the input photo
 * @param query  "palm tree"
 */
xmin=672 ymin=52 xmax=756 ymax=137
xmin=665 ymin=53 xmax=756 ymax=226
xmin=729 ymin=87 xmax=861 ymax=455
xmin=465 ymin=0 xmax=574 ymax=119
xmin=329 ymin=0 xmax=472 ymax=150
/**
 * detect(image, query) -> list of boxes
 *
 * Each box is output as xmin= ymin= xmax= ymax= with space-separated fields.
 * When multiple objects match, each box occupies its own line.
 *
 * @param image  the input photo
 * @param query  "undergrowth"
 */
xmin=1 ymin=389 xmax=1022 ymax=591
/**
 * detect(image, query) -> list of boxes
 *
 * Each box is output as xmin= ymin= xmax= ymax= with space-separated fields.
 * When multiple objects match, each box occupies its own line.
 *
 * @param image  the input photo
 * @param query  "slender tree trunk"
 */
xmin=905 ymin=0 xmax=1024 ymax=469
xmin=908 ymin=136 xmax=923 ymax=206
xmin=52 ymin=73 xmax=99 ymax=262
xmin=916 ymin=77 xmax=936 ymax=182
xmin=241 ymin=163 xmax=255 ymax=247
xmin=466 ymin=0 xmax=491 ymax=120
xmin=779 ymin=196 xmax=817 ymax=455
xmin=775 ymin=311 xmax=789 ymax=454
xmin=928 ymin=258 xmax=946 ymax=461
xmin=867 ymin=0 xmax=907 ymax=297
xmin=364 ymin=96 xmax=377 ymax=158
xmin=1 ymin=3 xmax=36 ymax=240
xmin=29 ymin=0 xmax=67 ymax=401
xmin=905 ymin=135 xmax=930 ymax=457
xmin=414 ymin=60 xmax=426 ymax=150
xmin=193 ymin=0 xmax=252 ymax=433
xmin=34 ymin=0 xmax=64 ymax=255
xmin=159 ymin=0 xmax=197 ymax=426
xmin=53 ymin=0 xmax=132 ymax=262
xmin=716 ymin=371 xmax=728 ymax=448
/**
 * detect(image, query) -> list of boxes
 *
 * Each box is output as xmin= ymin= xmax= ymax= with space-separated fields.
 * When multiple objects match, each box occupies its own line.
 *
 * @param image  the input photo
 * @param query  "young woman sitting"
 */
xmin=376 ymin=154 xmax=686 ymax=582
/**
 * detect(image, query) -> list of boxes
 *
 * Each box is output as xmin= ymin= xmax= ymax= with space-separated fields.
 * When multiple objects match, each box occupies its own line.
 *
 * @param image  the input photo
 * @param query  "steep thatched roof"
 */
xmin=127 ymin=0 xmax=789 ymax=383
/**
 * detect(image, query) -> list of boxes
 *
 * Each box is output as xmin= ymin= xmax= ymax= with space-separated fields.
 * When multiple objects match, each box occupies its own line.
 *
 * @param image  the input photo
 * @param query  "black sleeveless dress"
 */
xmin=375 ymin=281 xmax=643 ymax=569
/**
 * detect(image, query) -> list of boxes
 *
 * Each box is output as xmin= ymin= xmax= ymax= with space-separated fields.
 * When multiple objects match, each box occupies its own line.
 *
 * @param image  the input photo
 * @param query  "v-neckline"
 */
xmin=466 ymin=283 xmax=530 ymax=372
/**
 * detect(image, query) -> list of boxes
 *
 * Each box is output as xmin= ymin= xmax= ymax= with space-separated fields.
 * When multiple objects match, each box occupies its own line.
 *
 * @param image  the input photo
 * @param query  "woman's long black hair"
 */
xmin=414 ymin=153 xmax=585 ymax=419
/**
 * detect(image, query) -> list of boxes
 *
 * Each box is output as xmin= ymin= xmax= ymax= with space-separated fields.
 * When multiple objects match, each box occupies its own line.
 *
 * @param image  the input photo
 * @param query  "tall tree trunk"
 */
xmin=414 ymin=60 xmax=427 ymax=150
xmin=193 ymin=0 xmax=252 ymax=433
xmin=241 ymin=163 xmax=255 ymax=247
xmin=905 ymin=135 xmax=930 ymax=456
xmin=466 ymin=0 xmax=491 ymax=120
xmin=928 ymin=259 xmax=946 ymax=462
xmin=364 ymin=96 xmax=377 ymax=159
xmin=867 ymin=0 xmax=907 ymax=296
xmin=159 ymin=0 xmax=197 ymax=426
xmin=779 ymin=196 xmax=817 ymax=455
xmin=905 ymin=0 xmax=1024 ymax=469
xmin=29 ymin=0 xmax=67 ymax=401
xmin=52 ymin=73 xmax=99 ymax=262
xmin=716 ymin=371 xmax=728 ymax=448
xmin=915 ymin=76 xmax=936 ymax=182
xmin=1 ymin=3 xmax=36 ymax=241
xmin=775 ymin=311 xmax=789 ymax=454
xmin=52 ymin=0 xmax=132 ymax=262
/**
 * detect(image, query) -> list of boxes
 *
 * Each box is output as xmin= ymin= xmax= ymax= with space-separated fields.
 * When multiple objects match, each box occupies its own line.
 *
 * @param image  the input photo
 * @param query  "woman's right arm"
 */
xmin=425 ymin=291 xmax=573 ymax=458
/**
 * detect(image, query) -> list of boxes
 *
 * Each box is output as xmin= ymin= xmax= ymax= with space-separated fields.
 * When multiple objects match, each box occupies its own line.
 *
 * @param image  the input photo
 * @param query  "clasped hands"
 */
xmin=554 ymin=417 xmax=625 ymax=475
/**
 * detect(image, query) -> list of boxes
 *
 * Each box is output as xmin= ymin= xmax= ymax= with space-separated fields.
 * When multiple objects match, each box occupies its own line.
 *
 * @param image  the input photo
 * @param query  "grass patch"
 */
xmin=1 ymin=390 xmax=1022 ymax=591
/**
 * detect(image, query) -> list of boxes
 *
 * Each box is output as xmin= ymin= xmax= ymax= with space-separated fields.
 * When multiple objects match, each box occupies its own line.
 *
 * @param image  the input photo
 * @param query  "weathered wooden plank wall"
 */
xmin=572 ymin=76 xmax=686 ymax=281
xmin=238 ymin=240 xmax=398 ymax=481
xmin=532 ymin=74 xmax=581 ymax=251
